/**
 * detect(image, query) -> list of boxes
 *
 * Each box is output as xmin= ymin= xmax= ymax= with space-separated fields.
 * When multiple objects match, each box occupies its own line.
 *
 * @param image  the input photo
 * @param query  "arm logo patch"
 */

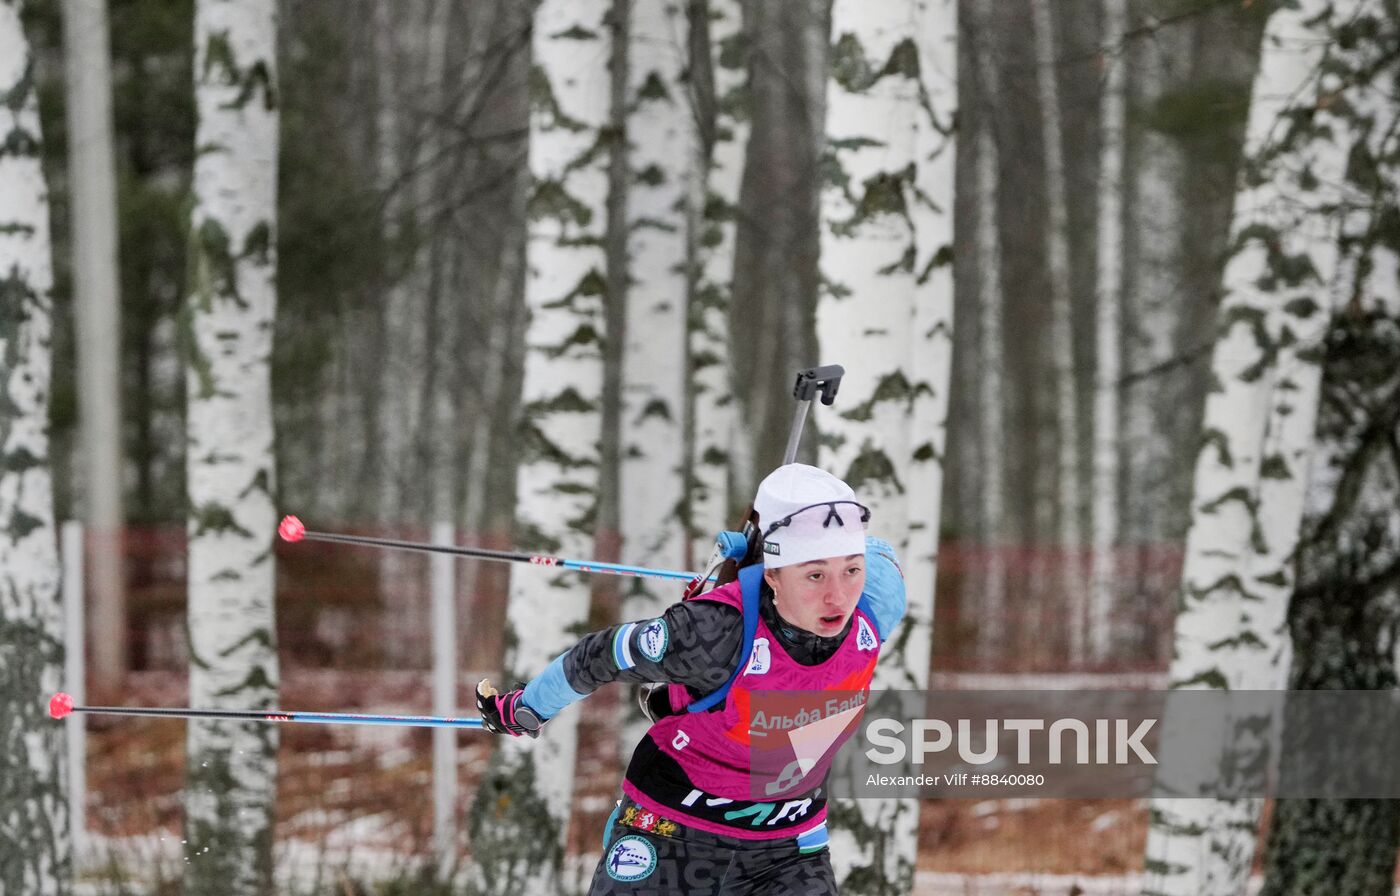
xmin=638 ymin=619 xmax=669 ymax=662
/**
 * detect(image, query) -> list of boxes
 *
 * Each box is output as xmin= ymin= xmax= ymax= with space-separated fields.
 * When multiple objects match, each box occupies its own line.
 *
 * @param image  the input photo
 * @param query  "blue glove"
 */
xmin=861 ymin=536 xmax=907 ymax=641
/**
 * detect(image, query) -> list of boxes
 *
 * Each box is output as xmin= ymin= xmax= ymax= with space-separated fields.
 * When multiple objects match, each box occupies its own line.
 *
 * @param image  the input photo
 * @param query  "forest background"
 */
xmin=2 ymin=0 xmax=1398 ymax=894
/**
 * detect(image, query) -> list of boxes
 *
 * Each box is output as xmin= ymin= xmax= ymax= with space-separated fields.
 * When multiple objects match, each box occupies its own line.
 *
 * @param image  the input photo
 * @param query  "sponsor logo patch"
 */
xmin=638 ymin=618 xmax=669 ymax=662
xmin=672 ymin=729 xmax=690 ymax=750
xmin=621 ymin=806 xmax=679 ymax=838
xmin=856 ymin=617 xmax=878 ymax=652
xmin=763 ymin=541 xmax=781 ymax=555
xmin=605 ymin=835 xmax=657 ymax=882
xmin=744 ymin=637 xmax=772 ymax=676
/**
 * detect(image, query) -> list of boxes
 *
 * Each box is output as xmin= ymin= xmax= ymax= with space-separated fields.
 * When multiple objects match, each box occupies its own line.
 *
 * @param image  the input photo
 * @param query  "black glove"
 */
xmin=476 ymin=678 xmax=546 ymax=738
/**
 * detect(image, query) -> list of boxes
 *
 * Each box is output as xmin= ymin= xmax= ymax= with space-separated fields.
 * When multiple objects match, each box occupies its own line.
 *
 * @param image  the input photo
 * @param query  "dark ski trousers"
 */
xmin=587 ymin=799 xmax=838 ymax=896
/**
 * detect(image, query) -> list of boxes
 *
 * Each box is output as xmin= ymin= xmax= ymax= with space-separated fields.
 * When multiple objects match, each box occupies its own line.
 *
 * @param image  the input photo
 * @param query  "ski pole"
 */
xmin=276 ymin=516 xmax=710 ymax=583
xmin=47 ymin=692 xmax=486 ymax=730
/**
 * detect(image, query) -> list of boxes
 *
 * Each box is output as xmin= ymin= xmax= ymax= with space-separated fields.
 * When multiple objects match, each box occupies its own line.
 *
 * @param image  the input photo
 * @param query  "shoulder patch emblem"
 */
xmin=744 ymin=637 xmax=772 ymax=676
xmin=605 ymin=835 xmax=657 ymax=882
xmin=856 ymin=616 xmax=878 ymax=652
xmin=637 ymin=618 xmax=669 ymax=662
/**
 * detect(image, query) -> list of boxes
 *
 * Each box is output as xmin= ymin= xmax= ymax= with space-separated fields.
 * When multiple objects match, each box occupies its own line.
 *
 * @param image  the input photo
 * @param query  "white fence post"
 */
xmin=430 ymin=521 xmax=458 ymax=876
xmin=62 ymin=521 xmax=86 ymax=865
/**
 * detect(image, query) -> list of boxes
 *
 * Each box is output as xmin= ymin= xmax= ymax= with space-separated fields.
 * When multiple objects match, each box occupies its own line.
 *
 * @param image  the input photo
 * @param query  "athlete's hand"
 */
xmin=476 ymin=679 xmax=546 ymax=738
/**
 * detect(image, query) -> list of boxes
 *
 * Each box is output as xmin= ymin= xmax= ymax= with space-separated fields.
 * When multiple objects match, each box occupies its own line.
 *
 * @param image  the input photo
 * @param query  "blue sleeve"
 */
xmin=519 ymin=600 xmax=743 ymax=719
xmin=521 ymin=652 xmax=587 ymax=719
xmin=857 ymin=536 xmax=906 ymax=642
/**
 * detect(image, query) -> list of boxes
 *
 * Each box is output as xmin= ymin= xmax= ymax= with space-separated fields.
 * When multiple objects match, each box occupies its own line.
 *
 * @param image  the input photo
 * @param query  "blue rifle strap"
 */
xmin=687 ymin=564 xmax=764 ymax=713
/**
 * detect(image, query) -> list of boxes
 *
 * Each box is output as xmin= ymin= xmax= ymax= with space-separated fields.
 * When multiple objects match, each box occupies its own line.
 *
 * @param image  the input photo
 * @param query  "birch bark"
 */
xmin=816 ymin=0 xmax=919 ymax=537
xmin=1143 ymin=3 xmax=1343 ymax=893
xmin=0 ymin=3 xmax=71 ymax=890
xmin=686 ymin=0 xmax=746 ymax=555
xmin=468 ymin=1 xmax=611 ymax=891
xmin=1264 ymin=255 xmax=1400 ymax=896
xmin=621 ymin=0 xmax=687 ymax=622
xmin=820 ymin=0 xmax=956 ymax=890
xmin=1260 ymin=7 xmax=1400 ymax=891
xmin=182 ymin=2 xmax=281 ymax=893
xmin=615 ymin=0 xmax=690 ymax=757
xmin=816 ymin=9 xmax=919 ymax=892
xmin=903 ymin=0 xmax=957 ymax=697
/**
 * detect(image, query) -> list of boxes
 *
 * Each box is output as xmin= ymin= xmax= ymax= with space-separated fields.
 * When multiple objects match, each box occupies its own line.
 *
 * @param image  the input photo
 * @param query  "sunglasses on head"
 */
xmin=761 ymin=500 xmax=872 ymax=541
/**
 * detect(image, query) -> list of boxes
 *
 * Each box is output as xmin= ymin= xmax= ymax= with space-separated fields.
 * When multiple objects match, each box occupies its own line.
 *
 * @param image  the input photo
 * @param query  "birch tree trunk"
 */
xmin=1087 ymin=0 xmax=1126 ymax=661
xmin=468 ymin=1 xmax=611 ymax=891
xmin=1142 ymin=4 xmax=1341 ymax=893
xmin=816 ymin=0 xmax=919 ymax=535
xmin=624 ymin=3 xmax=688 ymax=571
xmin=816 ymin=8 xmax=919 ymax=892
xmin=819 ymin=0 xmax=956 ymax=891
xmin=620 ymin=0 xmax=687 ymax=739
xmin=903 ymin=0 xmax=957 ymax=698
xmin=183 ymin=2 xmax=281 ymax=894
xmin=969 ymin=0 xmax=1006 ymax=665
xmin=1029 ymin=0 xmax=1086 ymax=663
xmin=685 ymin=0 xmax=746 ymax=556
xmin=1260 ymin=7 xmax=1400 ymax=892
xmin=0 ymin=4 xmax=71 ymax=890
xmin=1264 ymin=257 xmax=1400 ymax=896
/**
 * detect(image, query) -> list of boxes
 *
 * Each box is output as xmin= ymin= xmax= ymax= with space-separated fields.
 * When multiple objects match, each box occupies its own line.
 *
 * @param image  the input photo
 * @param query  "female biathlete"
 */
xmin=474 ymin=463 xmax=907 ymax=895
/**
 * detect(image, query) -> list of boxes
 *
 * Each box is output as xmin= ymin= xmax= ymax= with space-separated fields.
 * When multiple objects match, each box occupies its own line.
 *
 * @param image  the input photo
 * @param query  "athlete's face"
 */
xmin=764 ymin=555 xmax=865 ymax=636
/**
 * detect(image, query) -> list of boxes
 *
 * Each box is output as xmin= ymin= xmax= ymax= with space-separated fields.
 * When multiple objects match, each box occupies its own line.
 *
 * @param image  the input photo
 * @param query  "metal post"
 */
xmin=61 ymin=521 xmax=86 ymax=865
xmin=430 ymin=521 xmax=457 ymax=876
xmin=782 ymin=400 xmax=812 ymax=466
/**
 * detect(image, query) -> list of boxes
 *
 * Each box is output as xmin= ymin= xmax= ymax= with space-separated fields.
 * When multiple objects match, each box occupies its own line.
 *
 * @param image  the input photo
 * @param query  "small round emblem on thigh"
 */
xmin=605 ymin=834 xmax=658 ymax=882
